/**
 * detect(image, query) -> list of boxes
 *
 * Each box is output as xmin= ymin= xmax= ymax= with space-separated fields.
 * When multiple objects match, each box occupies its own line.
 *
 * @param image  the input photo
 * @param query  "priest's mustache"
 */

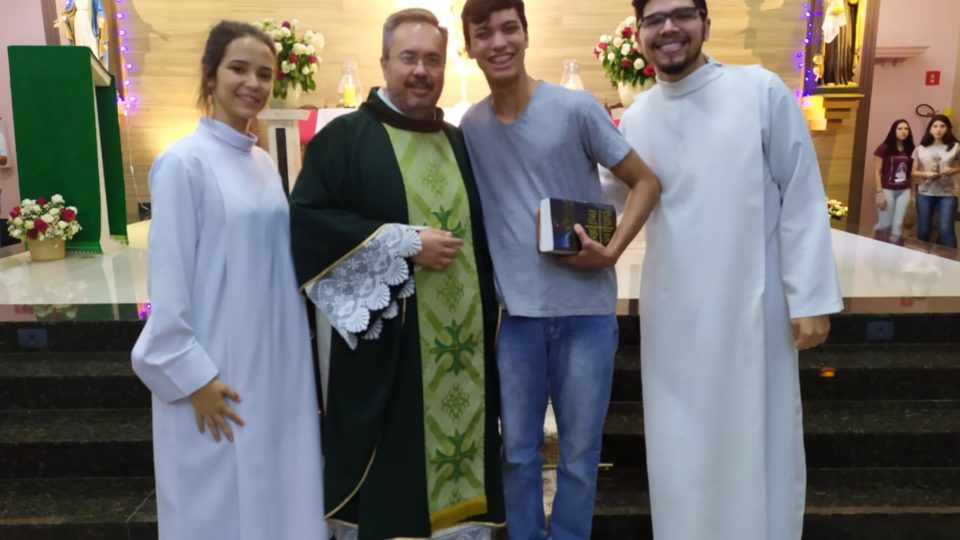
xmin=406 ymin=78 xmax=434 ymax=90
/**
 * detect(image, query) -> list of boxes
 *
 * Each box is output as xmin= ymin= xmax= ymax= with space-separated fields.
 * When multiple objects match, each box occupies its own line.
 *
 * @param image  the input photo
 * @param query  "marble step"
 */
xmin=0 ymin=477 xmax=157 ymax=540
xmin=0 ymin=344 xmax=960 ymax=409
xmin=0 ymin=352 xmax=149 ymax=410
xmin=0 ymin=409 xmax=153 ymax=479
xmin=6 ymin=399 xmax=955 ymax=479
xmin=3 ymin=468 xmax=957 ymax=540
xmin=610 ymin=349 xmax=642 ymax=403
xmin=4 ymin=341 xmax=954 ymax=412
xmin=591 ymin=467 xmax=960 ymax=540
xmin=0 ymin=319 xmax=145 ymax=353
xmin=601 ymin=400 xmax=960 ymax=470
xmin=800 ymin=344 xmax=960 ymax=400
xmin=615 ymin=312 xmax=960 ymax=347
xmin=1 ymin=312 xmax=957 ymax=354
xmin=611 ymin=344 xmax=960 ymax=401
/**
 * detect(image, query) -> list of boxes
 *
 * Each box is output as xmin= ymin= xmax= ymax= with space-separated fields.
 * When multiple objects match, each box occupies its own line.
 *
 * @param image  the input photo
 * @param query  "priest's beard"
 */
xmin=654 ymin=27 xmax=707 ymax=76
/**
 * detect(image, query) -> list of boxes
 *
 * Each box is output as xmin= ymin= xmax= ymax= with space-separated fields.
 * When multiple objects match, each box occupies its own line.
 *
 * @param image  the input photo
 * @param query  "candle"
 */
xmin=342 ymin=83 xmax=357 ymax=108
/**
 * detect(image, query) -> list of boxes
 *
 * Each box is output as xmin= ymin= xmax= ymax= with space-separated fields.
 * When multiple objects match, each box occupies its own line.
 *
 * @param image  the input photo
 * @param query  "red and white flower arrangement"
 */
xmin=255 ymin=18 xmax=325 ymax=100
xmin=827 ymin=199 xmax=849 ymax=221
xmin=7 ymin=194 xmax=82 ymax=242
xmin=595 ymin=15 xmax=656 ymax=89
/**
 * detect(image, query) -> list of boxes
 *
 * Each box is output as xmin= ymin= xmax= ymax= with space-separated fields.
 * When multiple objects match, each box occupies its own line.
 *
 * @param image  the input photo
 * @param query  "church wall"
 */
xmin=0 ymin=0 xmax=48 ymax=218
xmin=114 ymin=0 xmax=814 ymax=221
xmin=857 ymin=0 xmax=960 ymax=235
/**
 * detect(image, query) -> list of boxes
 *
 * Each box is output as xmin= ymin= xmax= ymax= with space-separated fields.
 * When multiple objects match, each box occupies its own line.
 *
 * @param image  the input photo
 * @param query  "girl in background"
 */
xmin=912 ymin=114 xmax=959 ymax=248
xmin=873 ymin=119 xmax=915 ymax=243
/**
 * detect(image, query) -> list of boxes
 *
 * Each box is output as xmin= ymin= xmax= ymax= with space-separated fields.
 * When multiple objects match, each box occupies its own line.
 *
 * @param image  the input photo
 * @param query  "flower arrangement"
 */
xmin=827 ymin=199 xmax=848 ymax=221
xmin=594 ymin=15 xmax=656 ymax=89
xmin=7 ymin=194 xmax=82 ymax=242
xmin=33 ymin=303 xmax=80 ymax=321
xmin=255 ymin=18 xmax=325 ymax=100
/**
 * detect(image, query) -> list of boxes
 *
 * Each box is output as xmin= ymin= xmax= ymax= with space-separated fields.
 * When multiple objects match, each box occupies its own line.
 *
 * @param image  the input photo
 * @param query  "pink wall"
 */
xmin=859 ymin=0 xmax=960 ymax=233
xmin=0 ymin=0 xmax=48 ymax=218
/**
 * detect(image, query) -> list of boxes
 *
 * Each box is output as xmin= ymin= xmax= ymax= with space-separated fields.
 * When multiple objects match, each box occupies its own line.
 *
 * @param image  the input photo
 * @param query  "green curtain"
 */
xmin=8 ymin=46 xmax=128 ymax=251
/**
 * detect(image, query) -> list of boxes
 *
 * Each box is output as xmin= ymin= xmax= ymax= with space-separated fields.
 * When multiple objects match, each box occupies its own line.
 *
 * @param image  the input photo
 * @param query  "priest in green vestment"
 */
xmin=289 ymin=8 xmax=505 ymax=540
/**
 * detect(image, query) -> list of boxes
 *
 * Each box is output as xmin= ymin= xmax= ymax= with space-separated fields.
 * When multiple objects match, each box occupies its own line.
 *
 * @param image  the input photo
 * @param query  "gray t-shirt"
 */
xmin=461 ymin=82 xmax=631 ymax=317
xmin=913 ymin=143 xmax=959 ymax=197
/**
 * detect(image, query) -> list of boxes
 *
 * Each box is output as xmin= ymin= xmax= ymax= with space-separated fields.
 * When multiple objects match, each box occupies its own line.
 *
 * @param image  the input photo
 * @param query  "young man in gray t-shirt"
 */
xmin=459 ymin=1 xmax=661 ymax=538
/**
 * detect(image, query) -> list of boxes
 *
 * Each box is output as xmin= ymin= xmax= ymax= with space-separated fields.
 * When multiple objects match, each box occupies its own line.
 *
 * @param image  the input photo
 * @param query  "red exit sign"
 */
xmin=926 ymin=71 xmax=941 ymax=86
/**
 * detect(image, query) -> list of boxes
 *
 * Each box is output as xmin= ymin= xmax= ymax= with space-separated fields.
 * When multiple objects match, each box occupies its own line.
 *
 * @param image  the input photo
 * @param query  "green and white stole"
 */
xmin=383 ymin=125 xmax=487 ymax=530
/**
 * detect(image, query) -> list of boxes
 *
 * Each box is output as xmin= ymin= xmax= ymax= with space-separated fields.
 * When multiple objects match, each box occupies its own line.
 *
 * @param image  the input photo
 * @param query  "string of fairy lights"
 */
xmin=113 ymin=0 xmax=137 ymax=112
xmin=798 ymin=1 xmax=824 ymax=96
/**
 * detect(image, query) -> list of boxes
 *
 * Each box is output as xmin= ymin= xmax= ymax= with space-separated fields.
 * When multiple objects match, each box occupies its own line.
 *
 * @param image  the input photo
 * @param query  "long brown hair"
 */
xmin=197 ymin=21 xmax=276 ymax=112
xmin=919 ymin=114 xmax=959 ymax=149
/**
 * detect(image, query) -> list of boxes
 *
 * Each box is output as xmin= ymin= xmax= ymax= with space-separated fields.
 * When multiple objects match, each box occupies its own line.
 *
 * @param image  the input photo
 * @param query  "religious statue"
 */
xmin=820 ymin=0 xmax=861 ymax=86
xmin=54 ymin=0 xmax=108 ymax=64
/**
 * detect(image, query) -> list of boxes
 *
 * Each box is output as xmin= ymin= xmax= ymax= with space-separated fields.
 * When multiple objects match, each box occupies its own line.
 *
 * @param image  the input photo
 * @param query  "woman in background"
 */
xmin=872 ymin=119 xmax=914 ymax=243
xmin=912 ymin=114 xmax=959 ymax=248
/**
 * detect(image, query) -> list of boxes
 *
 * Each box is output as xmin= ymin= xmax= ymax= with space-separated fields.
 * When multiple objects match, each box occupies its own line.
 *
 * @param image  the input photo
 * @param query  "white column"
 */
xmin=257 ymin=109 xmax=310 ymax=193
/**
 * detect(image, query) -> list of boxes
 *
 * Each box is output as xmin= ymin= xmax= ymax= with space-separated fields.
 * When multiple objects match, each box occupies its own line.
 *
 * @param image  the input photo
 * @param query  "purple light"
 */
xmin=806 ymin=11 xmax=812 ymax=17
xmin=804 ymin=38 xmax=810 ymax=44
xmin=113 ymin=1 xmax=137 ymax=113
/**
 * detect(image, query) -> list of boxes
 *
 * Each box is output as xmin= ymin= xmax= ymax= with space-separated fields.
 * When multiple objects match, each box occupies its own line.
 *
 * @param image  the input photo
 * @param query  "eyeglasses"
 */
xmin=640 ymin=6 xmax=706 ymax=30
xmin=395 ymin=51 xmax=445 ymax=70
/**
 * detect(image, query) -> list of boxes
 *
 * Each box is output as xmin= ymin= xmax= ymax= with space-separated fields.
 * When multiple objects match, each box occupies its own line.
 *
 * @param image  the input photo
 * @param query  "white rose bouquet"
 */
xmin=255 ymin=18 xmax=325 ymax=100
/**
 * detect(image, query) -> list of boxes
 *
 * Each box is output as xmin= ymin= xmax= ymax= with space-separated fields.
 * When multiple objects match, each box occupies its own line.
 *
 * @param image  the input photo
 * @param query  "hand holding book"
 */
xmin=557 ymin=224 xmax=618 ymax=269
xmin=537 ymin=198 xmax=618 ymax=269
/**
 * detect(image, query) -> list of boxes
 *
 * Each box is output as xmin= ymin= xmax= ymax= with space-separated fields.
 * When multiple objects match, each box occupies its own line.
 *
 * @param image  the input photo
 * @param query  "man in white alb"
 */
xmin=618 ymin=1 xmax=844 ymax=539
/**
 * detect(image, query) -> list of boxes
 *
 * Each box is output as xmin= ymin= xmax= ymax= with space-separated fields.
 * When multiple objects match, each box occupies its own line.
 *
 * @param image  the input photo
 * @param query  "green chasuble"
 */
xmin=290 ymin=89 xmax=504 ymax=540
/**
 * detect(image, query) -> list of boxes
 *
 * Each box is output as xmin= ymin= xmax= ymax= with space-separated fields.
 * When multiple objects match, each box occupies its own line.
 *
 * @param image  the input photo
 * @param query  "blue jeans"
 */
xmin=497 ymin=313 xmax=618 ymax=540
xmin=875 ymin=188 xmax=911 ymax=237
xmin=916 ymin=194 xmax=958 ymax=248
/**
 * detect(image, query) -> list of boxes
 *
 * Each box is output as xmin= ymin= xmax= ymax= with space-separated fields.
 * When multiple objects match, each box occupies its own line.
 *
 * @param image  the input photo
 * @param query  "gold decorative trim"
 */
xmin=327 ymin=518 xmax=507 ymax=539
xmin=325 ymin=446 xmax=378 ymax=518
xmin=429 ymin=497 xmax=487 ymax=531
